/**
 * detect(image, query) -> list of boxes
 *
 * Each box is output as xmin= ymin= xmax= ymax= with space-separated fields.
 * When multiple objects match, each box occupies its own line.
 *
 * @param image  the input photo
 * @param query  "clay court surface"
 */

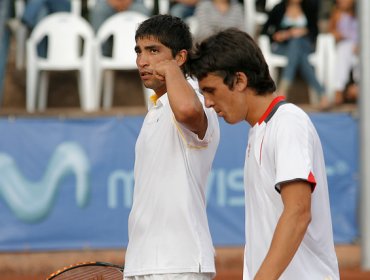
xmin=1 ymin=245 xmax=370 ymax=280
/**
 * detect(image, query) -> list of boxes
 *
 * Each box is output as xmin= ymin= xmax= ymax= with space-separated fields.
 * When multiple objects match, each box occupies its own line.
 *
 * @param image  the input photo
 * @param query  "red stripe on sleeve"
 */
xmin=308 ymin=171 xmax=317 ymax=192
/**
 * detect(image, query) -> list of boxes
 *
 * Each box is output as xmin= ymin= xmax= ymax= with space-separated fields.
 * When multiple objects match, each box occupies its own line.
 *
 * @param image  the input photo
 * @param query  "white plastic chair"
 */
xmin=258 ymin=33 xmax=336 ymax=102
xmin=71 ymin=0 xmax=83 ymax=15
xmin=258 ymin=34 xmax=287 ymax=82
xmin=244 ymin=0 xmax=281 ymax=37
xmin=309 ymin=33 xmax=336 ymax=101
xmin=94 ymin=11 xmax=152 ymax=109
xmin=26 ymin=12 xmax=96 ymax=112
xmin=12 ymin=0 xmax=83 ymax=71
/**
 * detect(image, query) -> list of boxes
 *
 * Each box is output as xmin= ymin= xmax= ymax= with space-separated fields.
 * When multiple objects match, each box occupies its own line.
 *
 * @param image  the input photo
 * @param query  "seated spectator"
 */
xmin=7 ymin=0 xmax=72 ymax=57
xmin=193 ymin=0 xmax=244 ymax=43
xmin=21 ymin=0 xmax=70 ymax=30
xmin=169 ymin=0 xmax=199 ymax=19
xmin=90 ymin=0 xmax=151 ymax=33
xmin=328 ymin=0 xmax=358 ymax=105
xmin=261 ymin=0 xmax=329 ymax=110
xmin=90 ymin=0 xmax=151 ymax=56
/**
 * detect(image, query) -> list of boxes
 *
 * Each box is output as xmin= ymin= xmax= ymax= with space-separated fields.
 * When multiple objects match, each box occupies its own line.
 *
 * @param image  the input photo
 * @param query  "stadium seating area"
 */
xmin=1 ymin=0 xmax=356 ymax=114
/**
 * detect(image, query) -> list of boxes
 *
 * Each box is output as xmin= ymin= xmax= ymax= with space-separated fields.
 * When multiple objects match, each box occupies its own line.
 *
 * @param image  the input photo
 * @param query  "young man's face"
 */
xmin=198 ymin=73 xmax=248 ymax=124
xmin=135 ymin=36 xmax=174 ymax=95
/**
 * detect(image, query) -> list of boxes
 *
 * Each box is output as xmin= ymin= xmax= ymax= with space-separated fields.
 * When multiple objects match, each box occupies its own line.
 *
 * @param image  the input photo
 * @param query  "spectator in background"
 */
xmin=193 ymin=0 xmax=244 ymax=43
xmin=90 ymin=0 xmax=151 ymax=56
xmin=7 ymin=0 xmax=72 ymax=57
xmin=261 ymin=0 xmax=330 ymax=110
xmin=21 ymin=0 xmax=70 ymax=30
xmin=90 ymin=0 xmax=151 ymax=33
xmin=328 ymin=0 xmax=358 ymax=105
xmin=187 ymin=27 xmax=339 ymax=280
xmin=0 ymin=0 xmax=12 ymax=105
xmin=169 ymin=0 xmax=200 ymax=19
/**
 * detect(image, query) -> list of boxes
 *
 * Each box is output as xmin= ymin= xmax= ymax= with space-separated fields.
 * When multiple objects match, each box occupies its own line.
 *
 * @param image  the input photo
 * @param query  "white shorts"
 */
xmin=124 ymin=273 xmax=214 ymax=280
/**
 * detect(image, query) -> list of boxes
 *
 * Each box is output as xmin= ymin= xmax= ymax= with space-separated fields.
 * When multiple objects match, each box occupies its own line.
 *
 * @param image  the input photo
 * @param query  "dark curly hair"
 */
xmin=135 ymin=14 xmax=193 ymax=58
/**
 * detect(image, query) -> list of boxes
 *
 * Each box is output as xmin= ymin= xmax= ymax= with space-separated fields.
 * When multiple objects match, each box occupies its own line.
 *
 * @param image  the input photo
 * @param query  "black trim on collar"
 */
xmin=264 ymin=100 xmax=287 ymax=123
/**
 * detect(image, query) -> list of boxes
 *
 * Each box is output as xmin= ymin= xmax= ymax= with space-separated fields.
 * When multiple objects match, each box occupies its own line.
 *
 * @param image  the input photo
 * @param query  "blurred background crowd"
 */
xmin=0 ymin=0 xmax=358 ymax=113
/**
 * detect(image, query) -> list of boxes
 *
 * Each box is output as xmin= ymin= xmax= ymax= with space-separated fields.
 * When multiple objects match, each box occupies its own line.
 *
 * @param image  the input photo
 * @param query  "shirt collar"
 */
xmin=148 ymin=93 xmax=169 ymax=110
xmin=257 ymin=96 xmax=286 ymax=125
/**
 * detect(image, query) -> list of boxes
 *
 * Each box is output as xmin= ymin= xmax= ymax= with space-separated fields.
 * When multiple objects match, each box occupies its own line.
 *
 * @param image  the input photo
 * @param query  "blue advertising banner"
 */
xmin=0 ymin=113 xmax=359 ymax=251
xmin=311 ymin=113 xmax=359 ymax=243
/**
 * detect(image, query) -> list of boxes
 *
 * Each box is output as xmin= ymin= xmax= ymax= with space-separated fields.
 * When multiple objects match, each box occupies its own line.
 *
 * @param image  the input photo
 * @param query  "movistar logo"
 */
xmin=0 ymin=142 xmax=90 ymax=223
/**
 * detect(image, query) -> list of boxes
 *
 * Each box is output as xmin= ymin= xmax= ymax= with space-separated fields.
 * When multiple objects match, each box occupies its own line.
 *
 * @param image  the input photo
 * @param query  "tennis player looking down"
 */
xmin=123 ymin=15 xmax=220 ymax=280
xmin=187 ymin=28 xmax=339 ymax=280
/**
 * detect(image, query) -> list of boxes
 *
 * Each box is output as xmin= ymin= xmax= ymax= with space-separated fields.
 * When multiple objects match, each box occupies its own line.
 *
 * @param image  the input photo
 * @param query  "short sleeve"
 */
xmin=174 ymin=103 xmax=219 ymax=149
xmin=274 ymin=113 xmax=316 ymax=192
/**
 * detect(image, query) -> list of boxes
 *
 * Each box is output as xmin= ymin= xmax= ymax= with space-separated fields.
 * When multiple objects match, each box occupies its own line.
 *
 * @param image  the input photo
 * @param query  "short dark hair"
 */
xmin=186 ymin=28 xmax=276 ymax=95
xmin=135 ymin=14 xmax=193 ymax=58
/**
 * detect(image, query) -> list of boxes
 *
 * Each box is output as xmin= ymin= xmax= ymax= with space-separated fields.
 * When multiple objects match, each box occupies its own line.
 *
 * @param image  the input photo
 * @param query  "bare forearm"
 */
xmin=165 ymin=67 xmax=206 ymax=136
xmin=153 ymin=58 xmax=207 ymax=137
xmin=254 ymin=211 xmax=310 ymax=280
xmin=166 ymin=67 xmax=198 ymax=109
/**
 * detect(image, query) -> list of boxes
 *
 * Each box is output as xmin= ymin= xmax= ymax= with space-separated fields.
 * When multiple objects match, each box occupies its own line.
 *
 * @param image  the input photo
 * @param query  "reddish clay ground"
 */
xmin=1 ymin=246 xmax=370 ymax=280
xmin=216 ymin=269 xmax=370 ymax=280
xmin=2 ymin=268 xmax=370 ymax=280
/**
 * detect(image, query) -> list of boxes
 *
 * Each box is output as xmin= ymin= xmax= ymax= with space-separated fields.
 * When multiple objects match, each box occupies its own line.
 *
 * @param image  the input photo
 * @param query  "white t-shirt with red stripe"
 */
xmin=243 ymin=96 xmax=339 ymax=280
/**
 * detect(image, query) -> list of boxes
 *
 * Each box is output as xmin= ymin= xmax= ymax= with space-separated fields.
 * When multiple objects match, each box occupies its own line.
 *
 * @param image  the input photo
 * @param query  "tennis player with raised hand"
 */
xmin=187 ymin=28 xmax=339 ymax=280
xmin=123 ymin=15 xmax=220 ymax=280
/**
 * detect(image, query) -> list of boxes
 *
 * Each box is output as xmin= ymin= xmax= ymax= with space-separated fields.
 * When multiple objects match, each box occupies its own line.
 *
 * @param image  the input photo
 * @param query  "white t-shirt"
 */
xmin=243 ymin=97 xmax=339 ymax=280
xmin=124 ymin=91 xmax=220 ymax=276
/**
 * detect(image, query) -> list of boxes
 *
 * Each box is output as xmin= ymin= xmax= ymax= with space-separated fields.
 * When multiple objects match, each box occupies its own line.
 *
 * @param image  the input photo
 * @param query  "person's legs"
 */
xmin=298 ymin=39 xmax=324 ymax=92
xmin=89 ymin=0 xmax=118 ymax=56
xmin=46 ymin=0 xmax=71 ymax=13
xmin=272 ymin=38 xmax=302 ymax=96
xmin=296 ymin=37 xmax=328 ymax=108
xmin=128 ymin=1 xmax=151 ymax=16
xmin=24 ymin=0 xmax=70 ymax=27
xmin=0 ymin=0 xmax=12 ymax=105
xmin=21 ymin=0 xmax=47 ymax=28
xmin=22 ymin=0 xmax=71 ymax=57
xmin=169 ymin=3 xmax=196 ymax=19
xmin=34 ymin=0 xmax=70 ymax=57
xmin=90 ymin=0 xmax=117 ymax=32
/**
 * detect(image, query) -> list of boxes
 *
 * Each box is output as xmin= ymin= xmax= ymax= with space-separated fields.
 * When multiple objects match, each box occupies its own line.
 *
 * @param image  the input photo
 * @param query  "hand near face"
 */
xmin=152 ymin=59 xmax=181 ymax=82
